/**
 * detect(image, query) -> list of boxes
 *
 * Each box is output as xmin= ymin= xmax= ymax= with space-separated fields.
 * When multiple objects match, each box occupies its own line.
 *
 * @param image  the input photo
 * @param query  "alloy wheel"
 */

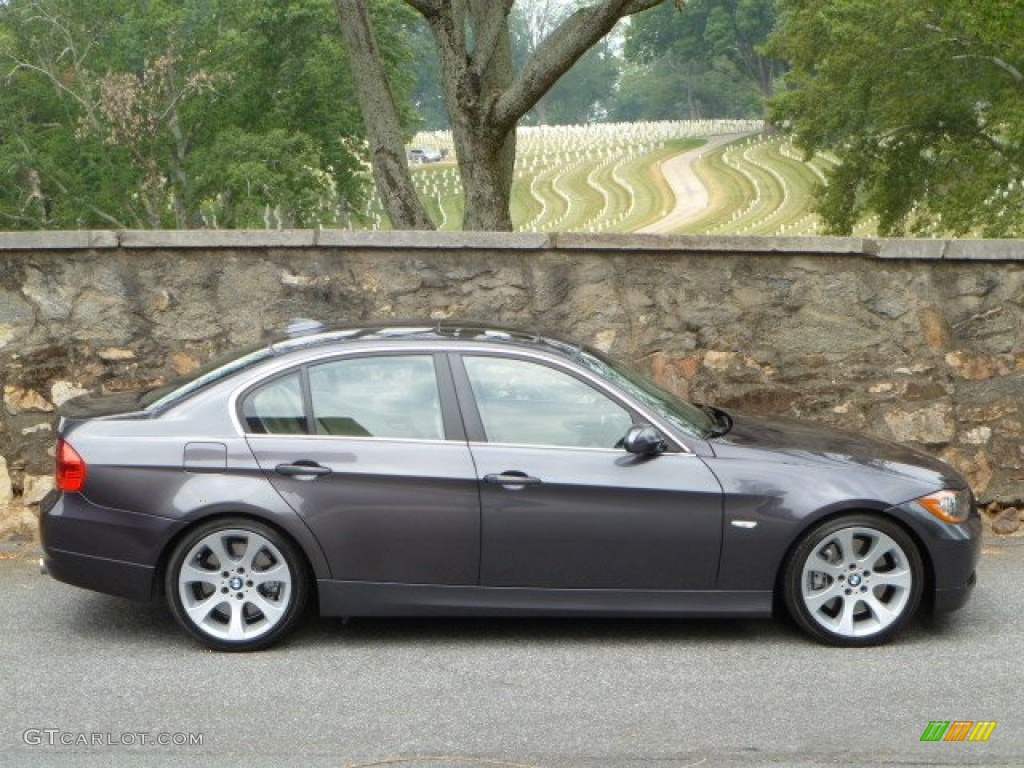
xmin=785 ymin=516 xmax=923 ymax=646
xmin=167 ymin=519 xmax=307 ymax=651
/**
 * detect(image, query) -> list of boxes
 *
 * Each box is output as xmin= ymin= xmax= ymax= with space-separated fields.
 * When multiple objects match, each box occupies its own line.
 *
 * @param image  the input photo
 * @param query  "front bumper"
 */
xmin=896 ymin=499 xmax=982 ymax=615
xmin=933 ymin=568 xmax=977 ymax=614
xmin=39 ymin=490 xmax=184 ymax=601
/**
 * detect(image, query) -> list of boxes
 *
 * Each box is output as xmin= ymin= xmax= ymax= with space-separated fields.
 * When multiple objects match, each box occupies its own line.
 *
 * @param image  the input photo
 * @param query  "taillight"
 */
xmin=55 ymin=439 xmax=87 ymax=492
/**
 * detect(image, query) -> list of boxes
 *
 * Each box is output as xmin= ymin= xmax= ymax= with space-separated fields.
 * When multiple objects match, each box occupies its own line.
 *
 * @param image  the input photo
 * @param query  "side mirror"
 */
xmin=622 ymin=425 xmax=668 ymax=456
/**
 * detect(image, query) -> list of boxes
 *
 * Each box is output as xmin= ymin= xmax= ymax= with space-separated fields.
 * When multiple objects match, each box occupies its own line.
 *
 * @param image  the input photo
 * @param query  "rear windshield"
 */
xmin=140 ymin=344 xmax=275 ymax=411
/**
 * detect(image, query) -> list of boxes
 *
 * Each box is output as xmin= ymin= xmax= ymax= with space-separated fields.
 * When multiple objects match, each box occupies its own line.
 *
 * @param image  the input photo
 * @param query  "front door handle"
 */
xmin=275 ymin=462 xmax=332 ymax=478
xmin=484 ymin=472 xmax=541 ymax=487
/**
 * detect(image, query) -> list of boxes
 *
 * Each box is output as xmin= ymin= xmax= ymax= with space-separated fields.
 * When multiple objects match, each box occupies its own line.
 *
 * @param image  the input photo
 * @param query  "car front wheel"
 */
xmin=166 ymin=518 xmax=308 ymax=651
xmin=783 ymin=515 xmax=924 ymax=646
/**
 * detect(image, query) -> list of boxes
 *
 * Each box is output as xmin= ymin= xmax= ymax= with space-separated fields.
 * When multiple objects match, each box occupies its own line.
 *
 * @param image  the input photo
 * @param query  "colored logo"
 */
xmin=921 ymin=721 xmax=997 ymax=742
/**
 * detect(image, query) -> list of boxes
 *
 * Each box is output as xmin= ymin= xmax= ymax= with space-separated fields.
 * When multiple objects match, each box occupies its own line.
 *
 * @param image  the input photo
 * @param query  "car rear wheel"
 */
xmin=783 ymin=515 xmax=924 ymax=646
xmin=166 ymin=518 xmax=308 ymax=651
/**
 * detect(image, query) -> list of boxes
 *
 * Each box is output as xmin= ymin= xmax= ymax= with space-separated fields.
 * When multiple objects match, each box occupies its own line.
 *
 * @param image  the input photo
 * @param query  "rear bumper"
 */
xmin=43 ymin=547 xmax=156 ymax=601
xmin=39 ymin=490 xmax=184 ymax=601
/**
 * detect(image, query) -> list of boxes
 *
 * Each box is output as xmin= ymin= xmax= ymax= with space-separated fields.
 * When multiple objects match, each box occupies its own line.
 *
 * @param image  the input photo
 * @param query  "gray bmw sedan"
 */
xmin=40 ymin=323 xmax=980 ymax=651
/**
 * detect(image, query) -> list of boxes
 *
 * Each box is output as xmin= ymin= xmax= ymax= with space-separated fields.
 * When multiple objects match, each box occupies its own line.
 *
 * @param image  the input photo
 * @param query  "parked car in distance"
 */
xmin=40 ymin=322 xmax=980 ymax=651
xmin=408 ymin=147 xmax=443 ymax=163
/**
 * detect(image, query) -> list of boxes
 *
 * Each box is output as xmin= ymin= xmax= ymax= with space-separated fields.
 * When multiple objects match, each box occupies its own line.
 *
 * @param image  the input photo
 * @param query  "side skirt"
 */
xmin=318 ymin=580 xmax=773 ymax=618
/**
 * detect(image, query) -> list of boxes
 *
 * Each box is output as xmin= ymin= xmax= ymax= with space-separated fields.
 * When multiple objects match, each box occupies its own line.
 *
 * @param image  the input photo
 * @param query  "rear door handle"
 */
xmin=484 ymin=472 xmax=541 ymax=487
xmin=275 ymin=462 xmax=332 ymax=478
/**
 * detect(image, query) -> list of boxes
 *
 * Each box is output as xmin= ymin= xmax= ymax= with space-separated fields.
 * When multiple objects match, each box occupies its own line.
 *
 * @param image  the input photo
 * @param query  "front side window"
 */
xmin=241 ymin=371 xmax=306 ymax=435
xmin=576 ymin=347 xmax=715 ymax=438
xmin=463 ymin=356 xmax=632 ymax=449
xmin=308 ymin=355 xmax=443 ymax=440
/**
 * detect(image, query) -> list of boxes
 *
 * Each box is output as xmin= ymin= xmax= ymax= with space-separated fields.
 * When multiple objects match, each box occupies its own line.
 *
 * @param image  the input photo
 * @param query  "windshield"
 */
xmin=576 ymin=347 xmax=717 ymax=438
xmin=140 ymin=344 xmax=275 ymax=410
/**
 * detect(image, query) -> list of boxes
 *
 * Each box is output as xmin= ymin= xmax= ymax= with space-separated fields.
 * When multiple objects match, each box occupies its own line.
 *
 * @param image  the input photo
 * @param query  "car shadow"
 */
xmin=67 ymin=592 xmax=182 ymax=647
xmin=63 ymin=590 xmax=965 ymax=652
xmin=297 ymin=613 xmax=799 ymax=650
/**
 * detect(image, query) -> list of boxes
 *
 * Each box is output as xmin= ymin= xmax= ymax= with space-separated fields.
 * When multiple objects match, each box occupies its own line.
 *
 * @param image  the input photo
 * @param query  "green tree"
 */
xmin=612 ymin=50 xmax=761 ymax=120
xmin=769 ymin=0 xmax=1024 ymax=236
xmin=0 ymin=0 xmax=417 ymax=229
xmin=620 ymin=0 xmax=782 ymax=119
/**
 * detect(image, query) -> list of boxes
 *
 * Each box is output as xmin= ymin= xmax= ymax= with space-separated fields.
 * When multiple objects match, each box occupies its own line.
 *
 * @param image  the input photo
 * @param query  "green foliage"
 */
xmin=0 ymin=0 xmax=418 ymax=229
xmin=613 ymin=55 xmax=761 ymax=120
xmin=539 ymin=42 xmax=621 ymax=124
xmin=770 ymin=0 xmax=1024 ymax=236
xmin=619 ymin=0 xmax=783 ymax=119
xmin=190 ymin=129 xmax=338 ymax=228
xmin=508 ymin=4 xmax=622 ymax=126
xmin=405 ymin=18 xmax=448 ymax=130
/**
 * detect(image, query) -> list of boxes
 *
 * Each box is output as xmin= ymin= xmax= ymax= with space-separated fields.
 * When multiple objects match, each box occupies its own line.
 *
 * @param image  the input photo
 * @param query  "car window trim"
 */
xmin=235 ymin=351 xmax=464 ymax=442
xmin=434 ymin=352 xmax=468 ymax=442
xmin=245 ymin=432 xmax=459 ymax=447
xmin=299 ymin=364 xmax=316 ymax=436
xmin=448 ymin=351 xmax=691 ymax=454
xmin=238 ymin=368 xmax=308 ymax=436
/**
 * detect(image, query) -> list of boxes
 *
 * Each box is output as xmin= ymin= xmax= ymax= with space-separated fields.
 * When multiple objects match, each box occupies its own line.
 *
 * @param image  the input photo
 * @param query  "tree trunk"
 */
xmin=423 ymin=0 xmax=517 ymax=230
xmin=686 ymin=58 xmax=698 ymax=120
xmin=460 ymin=0 xmax=516 ymax=231
xmin=759 ymin=59 xmax=775 ymax=101
xmin=455 ymin=126 xmax=517 ymax=231
xmin=335 ymin=0 xmax=434 ymax=230
xmin=402 ymin=0 xmax=666 ymax=231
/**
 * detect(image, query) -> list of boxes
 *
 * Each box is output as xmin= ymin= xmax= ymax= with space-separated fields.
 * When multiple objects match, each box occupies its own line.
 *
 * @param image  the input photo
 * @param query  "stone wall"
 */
xmin=1 ymin=230 xmax=1022 ymax=537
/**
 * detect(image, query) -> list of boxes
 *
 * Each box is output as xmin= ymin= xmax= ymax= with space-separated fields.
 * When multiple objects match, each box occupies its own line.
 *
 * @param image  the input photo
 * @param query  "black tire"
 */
xmin=165 ymin=517 xmax=309 ymax=652
xmin=782 ymin=514 xmax=924 ymax=647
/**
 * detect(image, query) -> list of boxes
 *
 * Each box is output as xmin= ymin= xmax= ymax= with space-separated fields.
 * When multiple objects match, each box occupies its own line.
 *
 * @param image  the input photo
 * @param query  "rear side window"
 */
xmin=308 ymin=356 xmax=443 ymax=440
xmin=241 ymin=372 xmax=306 ymax=434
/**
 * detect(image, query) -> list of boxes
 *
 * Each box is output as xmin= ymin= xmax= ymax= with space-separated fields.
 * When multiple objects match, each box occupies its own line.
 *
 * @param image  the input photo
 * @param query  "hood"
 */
xmin=711 ymin=411 xmax=967 ymax=491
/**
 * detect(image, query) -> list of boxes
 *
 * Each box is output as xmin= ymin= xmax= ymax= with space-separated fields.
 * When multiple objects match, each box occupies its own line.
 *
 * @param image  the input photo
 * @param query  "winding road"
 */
xmin=638 ymin=132 xmax=752 ymax=234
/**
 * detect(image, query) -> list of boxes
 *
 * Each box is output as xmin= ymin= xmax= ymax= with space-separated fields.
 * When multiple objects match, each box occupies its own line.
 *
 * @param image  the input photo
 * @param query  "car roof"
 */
xmin=267 ymin=322 xmax=585 ymax=361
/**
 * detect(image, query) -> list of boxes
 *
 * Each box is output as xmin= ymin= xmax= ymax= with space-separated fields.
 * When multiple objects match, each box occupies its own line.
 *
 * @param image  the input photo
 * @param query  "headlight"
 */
xmin=917 ymin=488 xmax=973 ymax=523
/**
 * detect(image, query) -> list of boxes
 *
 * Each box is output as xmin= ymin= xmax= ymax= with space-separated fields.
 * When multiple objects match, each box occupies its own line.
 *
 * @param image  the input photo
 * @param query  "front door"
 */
xmin=456 ymin=354 xmax=722 ymax=590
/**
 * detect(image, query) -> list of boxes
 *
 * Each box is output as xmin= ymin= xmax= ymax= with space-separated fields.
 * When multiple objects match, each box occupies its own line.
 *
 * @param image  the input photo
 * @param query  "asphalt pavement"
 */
xmin=2 ymin=536 xmax=1022 ymax=768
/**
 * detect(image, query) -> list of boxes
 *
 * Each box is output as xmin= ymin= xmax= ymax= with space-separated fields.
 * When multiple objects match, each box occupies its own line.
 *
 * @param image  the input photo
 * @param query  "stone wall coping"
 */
xmin=0 ymin=230 xmax=1023 ymax=260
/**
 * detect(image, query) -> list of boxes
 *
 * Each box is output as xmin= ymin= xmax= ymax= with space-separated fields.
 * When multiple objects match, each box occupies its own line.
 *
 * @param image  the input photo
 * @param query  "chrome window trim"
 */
xmin=224 ymin=340 xmax=699 ymax=454
xmin=466 ymin=440 xmax=698 ymax=457
xmin=244 ymin=433 xmax=460 ymax=447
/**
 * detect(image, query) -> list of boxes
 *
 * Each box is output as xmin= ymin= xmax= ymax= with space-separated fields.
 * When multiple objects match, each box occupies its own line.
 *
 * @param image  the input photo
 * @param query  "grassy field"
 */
xmin=360 ymin=121 xmax=874 ymax=236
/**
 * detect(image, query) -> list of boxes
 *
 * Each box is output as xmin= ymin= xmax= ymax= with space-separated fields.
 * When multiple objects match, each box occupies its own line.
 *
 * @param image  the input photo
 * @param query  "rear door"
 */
xmin=242 ymin=352 xmax=480 ymax=585
xmin=453 ymin=353 xmax=723 ymax=590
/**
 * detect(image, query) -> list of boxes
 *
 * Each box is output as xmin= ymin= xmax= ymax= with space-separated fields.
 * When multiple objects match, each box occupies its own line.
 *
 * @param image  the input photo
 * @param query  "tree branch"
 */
xmin=468 ymin=0 xmax=515 ymax=80
xmin=923 ymin=22 xmax=1024 ymax=86
xmin=2 ymin=57 xmax=99 ymax=129
xmin=952 ymin=54 xmax=1024 ymax=86
xmin=404 ymin=0 xmax=440 ymax=17
xmin=492 ymin=0 xmax=667 ymax=132
xmin=24 ymin=154 xmax=131 ymax=229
